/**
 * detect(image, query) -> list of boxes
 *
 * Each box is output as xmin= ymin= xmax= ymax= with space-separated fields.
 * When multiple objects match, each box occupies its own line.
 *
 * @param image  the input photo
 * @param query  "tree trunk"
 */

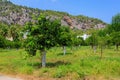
xmin=91 ymin=44 xmax=93 ymax=49
xmin=41 ymin=50 xmax=46 ymax=67
xmin=93 ymin=46 xmax=96 ymax=54
xmin=100 ymin=46 xmax=103 ymax=59
xmin=116 ymin=44 xmax=119 ymax=51
xmin=70 ymin=46 xmax=73 ymax=53
xmin=63 ymin=46 xmax=66 ymax=55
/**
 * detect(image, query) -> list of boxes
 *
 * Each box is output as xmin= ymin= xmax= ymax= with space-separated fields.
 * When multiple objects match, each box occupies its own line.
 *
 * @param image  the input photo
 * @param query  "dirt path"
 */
xmin=0 ymin=75 xmax=22 ymax=80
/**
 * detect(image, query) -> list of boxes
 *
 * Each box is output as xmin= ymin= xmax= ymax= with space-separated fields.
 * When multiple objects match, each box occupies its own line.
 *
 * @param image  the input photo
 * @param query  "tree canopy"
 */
xmin=24 ymin=14 xmax=72 ymax=67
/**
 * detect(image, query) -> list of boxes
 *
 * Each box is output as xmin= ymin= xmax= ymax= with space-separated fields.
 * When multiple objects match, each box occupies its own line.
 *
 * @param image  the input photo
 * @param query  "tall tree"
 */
xmin=111 ymin=13 xmax=120 ymax=31
xmin=107 ymin=13 xmax=120 ymax=50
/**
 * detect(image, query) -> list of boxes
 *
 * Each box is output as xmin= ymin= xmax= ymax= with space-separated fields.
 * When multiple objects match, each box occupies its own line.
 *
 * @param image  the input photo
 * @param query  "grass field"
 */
xmin=0 ymin=46 xmax=120 ymax=80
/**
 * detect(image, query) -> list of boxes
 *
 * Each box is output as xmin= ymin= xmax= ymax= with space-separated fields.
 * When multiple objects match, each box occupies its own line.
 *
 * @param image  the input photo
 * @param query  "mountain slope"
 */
xmin=0 ymin=1 xmax=106 ymax=30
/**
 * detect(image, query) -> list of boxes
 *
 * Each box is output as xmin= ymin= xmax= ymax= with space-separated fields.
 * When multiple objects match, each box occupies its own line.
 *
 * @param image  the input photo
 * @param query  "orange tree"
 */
xmin=24 ymin=15 xmax=72 ymax=67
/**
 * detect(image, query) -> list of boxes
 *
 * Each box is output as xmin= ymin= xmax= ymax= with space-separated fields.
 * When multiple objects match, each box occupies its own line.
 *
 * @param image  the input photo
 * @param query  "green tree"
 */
xmin=107 ymin=13 xmax=120 ymax=50
xmin=110 ymin=32 xmax=120 ymax=50
xmin=86 ymin=32 xmax=98 ymax=53
xmin=0 ymin=23 xmax=8 ymax=38
xmin=72 ymin=37 xmax=83 ymax=47
xmin=0 ymin=35 xmax=6 ymax=48
xmin=111 ymin=13 xmax=120 ymax=31
xmin=8 ymin=25 xmax=19 ymax=41
xmin=97 ymin=29 xmax=107 ymax=58
xmin=58 ymin=26 xmax=72 ymax=55
xmin=103 ymin=26 xmax=113 ymax=48
xmin=24 ymin=15 xmax=62 ymax=67
xmin=71 ymin=32 xmax=84 ymax=49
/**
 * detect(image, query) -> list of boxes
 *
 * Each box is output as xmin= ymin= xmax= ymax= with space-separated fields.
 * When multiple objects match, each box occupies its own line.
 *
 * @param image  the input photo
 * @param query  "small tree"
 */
xmin=97 ymin=29 xmax=107 ymax=58
xmin=110 ymin=32 xmax=120 ymax=51
xmin=58 ymin=26 xmax=72 ymax=55
xmin=71 ymin=33 xmax=84 ymax=49
xmin=24 ymin=15 xmax=62 ymax=67
xmin=86 ymin=32 xmax=98 ymax=53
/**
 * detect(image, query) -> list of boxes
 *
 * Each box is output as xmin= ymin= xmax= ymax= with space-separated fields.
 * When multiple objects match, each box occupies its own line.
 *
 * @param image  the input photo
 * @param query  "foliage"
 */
xmin=86 ymin=31 xmax=98 ymax=48
xmin=97 ymin=29 xmax=107 ymax=47
xmin=24 ymin=14 xmax=73 ymax=67
xmin=106 ymin=13 xmax=120 ymax=50
xmin=58 ymin=26 xmax=72 ymax=46
xmin=0 ymin=23 xmax=8 ymax=37
xmin=107 ymin=13 xmax=120 ymax=32
xmin=110 ymin=32 xmax=120 ymax=50
xmin=76 ymin=15 xmax=105 ymax=24
xmin=110 ymin=32 xmax=120 ymax=44
xmin=71 ymin=32 xmax=84 ymax=46
xmin=24 ymin=15 xmax=62 ymax=53
xmin=0 ymin=35 xmax=6 ymax=48
xmin=112 ymin=13 xmax=120 ymax=24
xmin=8 ymin=25 xmax=20 ymax=41
xmin=0 ymin=1 xmax=106 ymax=30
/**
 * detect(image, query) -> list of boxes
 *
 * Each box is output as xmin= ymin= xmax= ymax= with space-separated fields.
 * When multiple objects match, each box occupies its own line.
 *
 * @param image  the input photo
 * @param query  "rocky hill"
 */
xmin=0 ymin=1 xmax=106 ymax=30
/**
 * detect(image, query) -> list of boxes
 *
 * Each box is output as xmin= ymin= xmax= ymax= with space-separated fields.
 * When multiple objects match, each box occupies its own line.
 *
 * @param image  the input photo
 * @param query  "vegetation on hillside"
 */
xmin=0 ymin=1 xmax=106 ymax=30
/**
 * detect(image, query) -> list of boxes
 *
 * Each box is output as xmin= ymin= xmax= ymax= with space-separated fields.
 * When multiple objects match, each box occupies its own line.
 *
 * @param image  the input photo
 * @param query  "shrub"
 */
xmin=0 ymin=35 xmax=6 ymax=48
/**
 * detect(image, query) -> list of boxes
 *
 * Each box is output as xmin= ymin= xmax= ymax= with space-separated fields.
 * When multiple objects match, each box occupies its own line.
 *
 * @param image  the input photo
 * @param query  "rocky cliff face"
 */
xmin=61 ymin=16 xmax=106 ymax=30
xmin=0 ymin=1 xmax=106 ymax=30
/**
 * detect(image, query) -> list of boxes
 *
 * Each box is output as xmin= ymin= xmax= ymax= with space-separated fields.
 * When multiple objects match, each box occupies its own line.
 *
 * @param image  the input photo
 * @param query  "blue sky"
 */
xmin=10 ymin=0 xmax=120 ymax=23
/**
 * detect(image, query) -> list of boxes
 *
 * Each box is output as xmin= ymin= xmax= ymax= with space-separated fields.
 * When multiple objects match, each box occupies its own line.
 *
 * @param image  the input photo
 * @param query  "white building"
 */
xmin=77 ymin=34 xmax=90 ymax=40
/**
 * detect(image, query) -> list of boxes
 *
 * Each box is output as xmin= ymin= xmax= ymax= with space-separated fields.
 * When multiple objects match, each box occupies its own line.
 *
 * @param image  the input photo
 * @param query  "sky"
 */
xmin=10 ymin=0 xmax=120 ymax=23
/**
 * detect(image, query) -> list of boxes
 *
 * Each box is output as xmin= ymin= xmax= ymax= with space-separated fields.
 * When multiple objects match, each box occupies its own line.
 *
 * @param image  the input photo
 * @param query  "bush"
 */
xmin=0 ymin=35 xmax=6 ymax=48
xmin=4 ymin=40 xmax=22 ymax=49
xmin=0 ymin=35 xmax=22 ymax=49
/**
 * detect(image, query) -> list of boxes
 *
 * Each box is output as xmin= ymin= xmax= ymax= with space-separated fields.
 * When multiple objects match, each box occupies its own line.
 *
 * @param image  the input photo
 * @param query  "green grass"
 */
xmin=0 ymin=46 xmax=120 ymax=79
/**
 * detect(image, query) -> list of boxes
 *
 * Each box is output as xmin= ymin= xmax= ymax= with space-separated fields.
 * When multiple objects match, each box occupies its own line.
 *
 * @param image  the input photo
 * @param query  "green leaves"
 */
xmin=0 ymin=35 xmax=6 ymax=48
xmin=24 ymin=14 xmax=74 ymax=57
xmin=112 ymin=13 xmax=120 ymax=24
xmin=111 ymin=13 xmax=120 ymax=32
xmin=24 ymin=14 xmax=63 ymax=56
xmin=58 ymin=26 xmax=72 ymax=46
xmin=86 ymin=32 xmax=98 ymax=46
xmin=105 ymin=13 xmax=120 ymax=50
xmin=110 ymin=32 xmax=120 ymax=44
